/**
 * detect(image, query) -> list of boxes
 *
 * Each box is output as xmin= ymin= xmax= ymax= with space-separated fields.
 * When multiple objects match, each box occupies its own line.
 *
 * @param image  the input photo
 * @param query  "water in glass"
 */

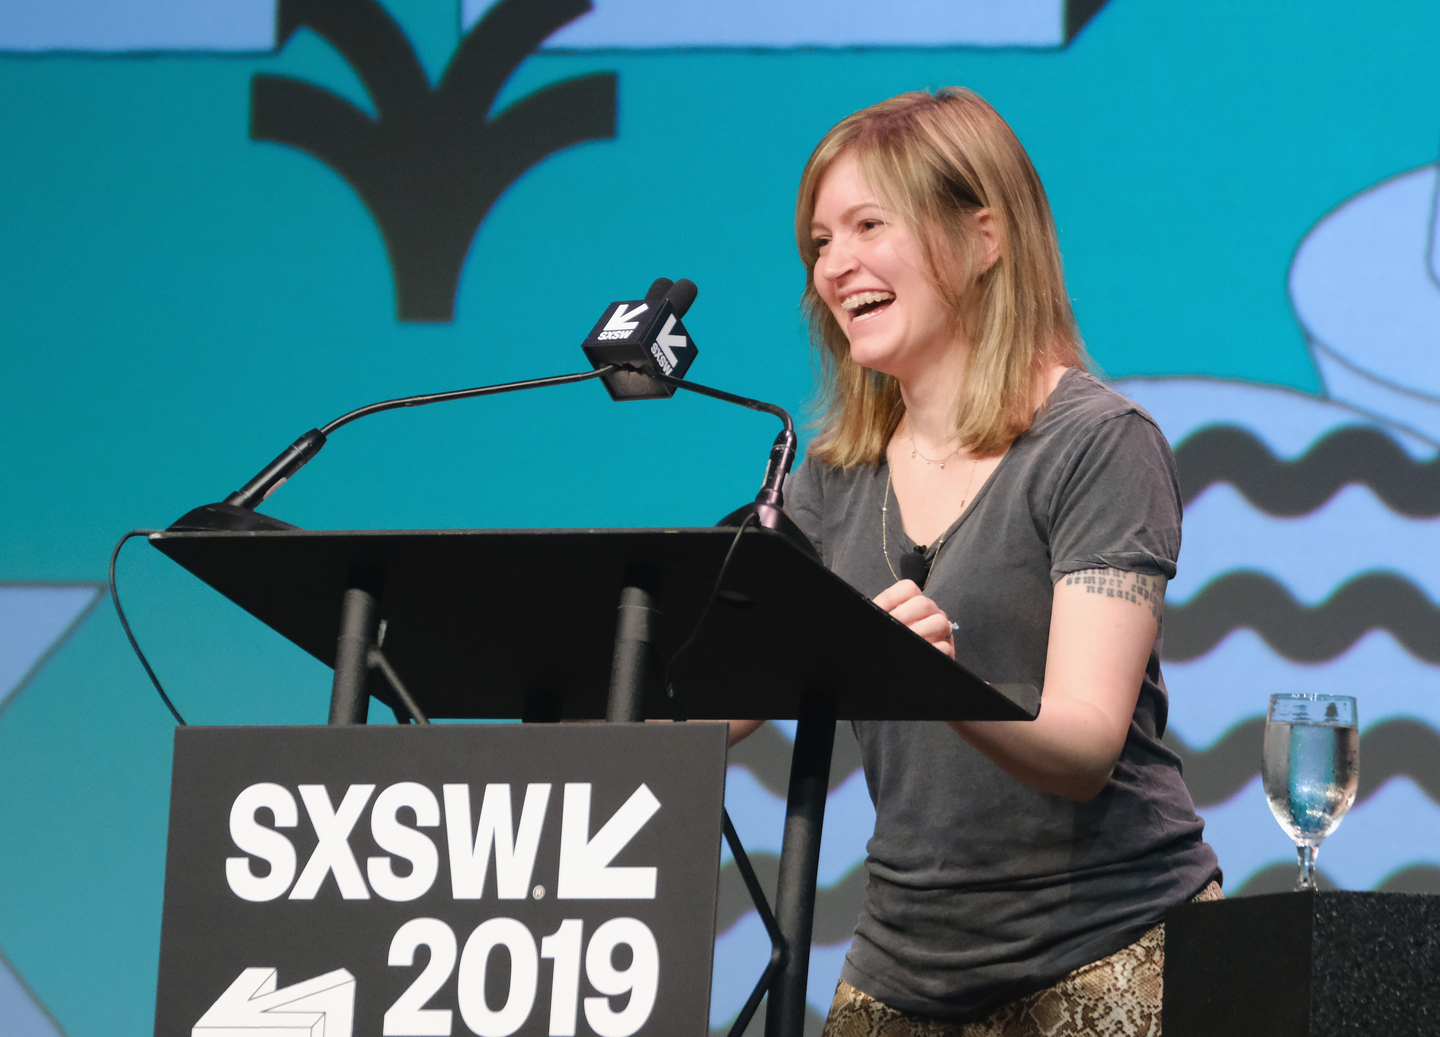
xmin=1262 ymin=694 xmax=1358 ymax=890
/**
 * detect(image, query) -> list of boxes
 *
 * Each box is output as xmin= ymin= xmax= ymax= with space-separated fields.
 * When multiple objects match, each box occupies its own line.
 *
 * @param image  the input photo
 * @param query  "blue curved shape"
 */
xmin=0 ymin=950 xmax=65 ymax=1037
xmin=0 ymin=584 xmax=103 ymax=716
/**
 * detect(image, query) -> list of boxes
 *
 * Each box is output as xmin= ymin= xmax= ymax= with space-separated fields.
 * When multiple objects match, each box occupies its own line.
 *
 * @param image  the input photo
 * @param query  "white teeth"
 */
xmin=841 ymin=291 xmax=895 ymax=311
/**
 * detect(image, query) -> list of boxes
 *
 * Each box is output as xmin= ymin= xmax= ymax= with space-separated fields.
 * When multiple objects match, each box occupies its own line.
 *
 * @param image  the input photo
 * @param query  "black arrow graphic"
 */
xmin=251 ymin=0 xmax=616 ymax=321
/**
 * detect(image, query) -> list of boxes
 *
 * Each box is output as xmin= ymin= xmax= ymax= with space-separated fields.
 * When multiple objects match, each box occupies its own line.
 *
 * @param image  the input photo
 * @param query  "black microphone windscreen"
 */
xmin=895 ymin=548 xmax=930 ymax=588
xmin=645 ymin=278 xmax=674 ymax=301
xmin=665 ymin=279 xmax=698 ymax=318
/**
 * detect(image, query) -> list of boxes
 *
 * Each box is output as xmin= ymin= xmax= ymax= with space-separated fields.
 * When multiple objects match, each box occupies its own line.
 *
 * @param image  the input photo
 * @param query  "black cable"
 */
xmin=109 ymin=530 xmax=187 ymax=725
xmin=664 ymin=512 xmax=758 ymax=715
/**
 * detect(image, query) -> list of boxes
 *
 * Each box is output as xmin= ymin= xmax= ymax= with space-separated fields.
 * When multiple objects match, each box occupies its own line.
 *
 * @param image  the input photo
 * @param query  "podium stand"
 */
xmin=152 ymin=525 xmax=1038 ymax=1037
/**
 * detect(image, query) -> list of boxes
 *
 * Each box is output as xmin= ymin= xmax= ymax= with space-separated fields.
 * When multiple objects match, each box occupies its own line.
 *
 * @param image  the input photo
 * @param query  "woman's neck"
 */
xmin=895 ymin=351 xmax=1071 ymax=456
xmin=895 ymin=345 xmax=969 ymax=451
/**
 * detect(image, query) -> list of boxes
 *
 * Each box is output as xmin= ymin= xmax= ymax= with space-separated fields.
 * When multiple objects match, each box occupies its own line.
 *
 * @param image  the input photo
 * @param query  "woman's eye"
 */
xmin=860 ymin=219 xmax=883 ymax=232
xmin=812 ymin=236 xmax=830 ymax=251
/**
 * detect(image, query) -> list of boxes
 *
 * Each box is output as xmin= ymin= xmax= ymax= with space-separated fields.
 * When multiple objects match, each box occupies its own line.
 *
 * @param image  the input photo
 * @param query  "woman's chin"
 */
xmin=847 ymin=342 xmax=905 ymax=377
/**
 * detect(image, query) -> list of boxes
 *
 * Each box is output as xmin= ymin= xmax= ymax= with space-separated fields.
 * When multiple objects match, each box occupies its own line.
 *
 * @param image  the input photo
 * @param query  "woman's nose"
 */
xmin=817 ymin=236 xmax=857 ymax=283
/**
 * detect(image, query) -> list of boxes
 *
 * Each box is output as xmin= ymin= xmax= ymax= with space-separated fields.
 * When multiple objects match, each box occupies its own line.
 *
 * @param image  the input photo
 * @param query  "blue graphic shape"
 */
xmin=1201 ymin=776 xmax=1440 ymax=890
xmin=465 ymin=0 xmax=1078 ymax=49
xmin=0 ymin=585 xmax=95 ymax=1035
xmin=1115 ymin=378 xmax=1437 ymax=459
xmin=1291 ymin=164 xmax=1440 ymax=441
xmin=1165 ymin=629 xmax=1440 ymax=748
xmin=0 ymin=0 xmax=275 ymax=52
xmin=1173 ymin=483 xmax=1440 ymax=606
xmin=1115 ymin=145 xmax=1440 ymax=896
xmin=0 ymin=584 xmax=103 ymax=716
xmin=0 ymin=951 xmax=65 ymax=1037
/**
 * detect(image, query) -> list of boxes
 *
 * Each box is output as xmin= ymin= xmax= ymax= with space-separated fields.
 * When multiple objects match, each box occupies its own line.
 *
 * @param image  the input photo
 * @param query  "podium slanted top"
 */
xmin=152 ymin=526 xmax=1038 ymax=723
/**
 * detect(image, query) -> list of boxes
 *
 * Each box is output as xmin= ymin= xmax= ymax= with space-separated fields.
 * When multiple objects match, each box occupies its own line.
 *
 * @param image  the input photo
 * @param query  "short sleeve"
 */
xmin=783 ymin=457 xmax=825 ymax=557
xmin=1047 ymin=411 xmax=1182 ymax=583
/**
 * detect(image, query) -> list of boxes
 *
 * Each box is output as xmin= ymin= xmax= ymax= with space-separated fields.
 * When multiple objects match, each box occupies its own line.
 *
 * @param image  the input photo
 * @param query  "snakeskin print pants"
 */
xmin=820 ymin=882 xmax=1225 ymax=1037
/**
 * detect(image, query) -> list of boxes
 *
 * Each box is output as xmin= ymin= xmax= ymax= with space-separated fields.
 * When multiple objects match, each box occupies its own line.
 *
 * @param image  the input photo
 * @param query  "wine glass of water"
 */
xmin=1262 ymin=693 xmax=1359 ymax=890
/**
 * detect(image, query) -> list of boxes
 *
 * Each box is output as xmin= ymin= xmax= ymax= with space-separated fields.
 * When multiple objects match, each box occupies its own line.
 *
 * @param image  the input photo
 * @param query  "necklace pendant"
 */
xmin=910 ymin=448 xmax=916 ymax=459
xmin=939 ymin=460 xmax=946 ymax=469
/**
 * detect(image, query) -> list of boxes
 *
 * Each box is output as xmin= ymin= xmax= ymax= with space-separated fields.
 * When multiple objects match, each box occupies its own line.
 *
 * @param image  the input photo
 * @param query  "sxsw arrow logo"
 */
xmin=193 ymin=967 xmax=355 ymax=1037
xmin=604 ymin=302 xmax=648 ymax=334
xmin=653 ymin=314 xmax=687 ymax=370
xmin=558 ymin=782 xmax=660 ymax=898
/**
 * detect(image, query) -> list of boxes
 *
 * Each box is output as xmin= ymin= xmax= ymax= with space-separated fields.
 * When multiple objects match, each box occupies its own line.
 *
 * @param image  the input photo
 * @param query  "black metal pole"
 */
xmin=330 ymin=585 xmax=380 ymax=725
xmin=765 ymin=694 xmax=837 ymax=1037
xmin=606 ymin=582 xmax=659 ymax=723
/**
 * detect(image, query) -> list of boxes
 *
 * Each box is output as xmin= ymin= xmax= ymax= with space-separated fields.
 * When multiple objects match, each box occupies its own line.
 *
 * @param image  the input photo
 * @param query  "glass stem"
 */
xmin=1296 ymin=843 xmax=1320 ymax=890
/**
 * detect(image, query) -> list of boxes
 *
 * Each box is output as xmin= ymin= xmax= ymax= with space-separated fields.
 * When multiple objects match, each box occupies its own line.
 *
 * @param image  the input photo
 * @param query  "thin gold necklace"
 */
xmin=881 ymin=459 xmax=979 ymax=589
xmin=902 ymin=418 xmax=962 ymax=468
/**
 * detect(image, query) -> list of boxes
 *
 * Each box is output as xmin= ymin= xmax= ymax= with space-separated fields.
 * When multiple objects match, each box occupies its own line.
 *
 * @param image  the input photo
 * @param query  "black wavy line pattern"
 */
xmin=727 ymin=721 xmax=864 ymax=802
xmin=716 ymin=853 xmax=865 ymax=945
xmin=1166 ymin=719 xmax=1440 ymax=808
xmin=1163 ymin=572 xmax=1440 ymax=663
xmin=1173 ymin=426 xmax=1440 ymax=517
xmin=1234 ymin=863 xmax=1440 ymax=896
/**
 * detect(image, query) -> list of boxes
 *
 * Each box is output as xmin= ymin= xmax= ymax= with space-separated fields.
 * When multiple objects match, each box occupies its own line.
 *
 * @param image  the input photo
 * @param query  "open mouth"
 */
xmin=842 ymin=290 xmax=895 ymax=321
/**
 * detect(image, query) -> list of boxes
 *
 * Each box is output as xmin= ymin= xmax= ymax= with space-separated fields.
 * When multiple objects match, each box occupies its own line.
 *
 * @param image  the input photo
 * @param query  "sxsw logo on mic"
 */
xmin=596 ymin=303 xmax=648 ymax=341
xmin=582 ymin=300 xmax=698 ymax=399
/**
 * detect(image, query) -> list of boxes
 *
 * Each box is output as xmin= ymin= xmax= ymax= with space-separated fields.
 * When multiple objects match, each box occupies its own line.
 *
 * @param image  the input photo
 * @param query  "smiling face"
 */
xmin=809 ymin=152 xmax=958 ymax=382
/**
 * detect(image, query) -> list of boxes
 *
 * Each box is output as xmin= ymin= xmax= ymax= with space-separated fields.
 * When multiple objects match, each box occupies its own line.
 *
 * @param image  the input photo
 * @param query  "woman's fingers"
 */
xmin=907 ymin=611 xmax=954 ymax=643
xmin=873 ymin=579 xmax=922 ymax=612
xmin=887 ymin=591 xmax=945 ymax=628
xmin=876 ymin=580 xmax=955 ymax=652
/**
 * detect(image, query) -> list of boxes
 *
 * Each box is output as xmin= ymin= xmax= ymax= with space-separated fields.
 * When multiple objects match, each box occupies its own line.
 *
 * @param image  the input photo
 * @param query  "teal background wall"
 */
xmin=4 ymin=1 xmax=1440 ymax=1034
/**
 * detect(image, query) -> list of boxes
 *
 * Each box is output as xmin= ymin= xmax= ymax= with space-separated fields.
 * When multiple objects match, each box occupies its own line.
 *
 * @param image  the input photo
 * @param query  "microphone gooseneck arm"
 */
xmin=222 ymin=365 xmax=616 ymax=510
xmin=652 ymin=372 xmax=798 ymax=507
xmin=320 ymin=366 xmax=616 ymax=437
xmin=652 ymin=373 xmax=793 ymax=434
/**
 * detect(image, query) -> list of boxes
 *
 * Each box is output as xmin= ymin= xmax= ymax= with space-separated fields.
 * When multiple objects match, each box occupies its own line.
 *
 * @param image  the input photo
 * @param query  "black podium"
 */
xmin=1165 ymin=890 xmax=1440 ymax=1036
xmin=152 ymin=525 xmax=1038 ymax=1037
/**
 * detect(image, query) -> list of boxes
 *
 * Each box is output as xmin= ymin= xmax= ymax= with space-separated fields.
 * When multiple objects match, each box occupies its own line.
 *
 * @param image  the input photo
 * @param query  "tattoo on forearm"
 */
xmin=1063 ymin=568 xmax=1166 ymax=620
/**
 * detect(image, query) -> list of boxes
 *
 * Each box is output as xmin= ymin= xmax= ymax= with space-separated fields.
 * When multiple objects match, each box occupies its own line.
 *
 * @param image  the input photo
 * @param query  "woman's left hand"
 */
xmin=874 ymin=579 xmax=955 ymax=658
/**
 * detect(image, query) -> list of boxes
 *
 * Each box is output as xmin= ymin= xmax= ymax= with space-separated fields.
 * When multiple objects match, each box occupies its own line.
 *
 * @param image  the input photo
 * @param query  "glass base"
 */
xmin=1295 ymin=842 xmax=1321 ymax=891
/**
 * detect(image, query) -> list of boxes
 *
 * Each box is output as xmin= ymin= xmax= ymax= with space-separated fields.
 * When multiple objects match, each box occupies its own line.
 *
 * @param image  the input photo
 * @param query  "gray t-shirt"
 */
xmin=784 ymin=369 xmax=1220 ymax=1020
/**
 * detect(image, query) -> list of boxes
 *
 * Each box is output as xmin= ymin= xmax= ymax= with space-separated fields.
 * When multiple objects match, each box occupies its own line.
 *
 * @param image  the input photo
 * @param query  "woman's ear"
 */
xmin=974 ymin=209 xmax=1002 ymax=273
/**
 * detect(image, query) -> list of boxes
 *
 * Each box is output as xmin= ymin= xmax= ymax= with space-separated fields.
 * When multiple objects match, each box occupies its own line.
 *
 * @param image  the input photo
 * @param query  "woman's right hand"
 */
xmin=874 ymin=579 xmax=956 ymax=657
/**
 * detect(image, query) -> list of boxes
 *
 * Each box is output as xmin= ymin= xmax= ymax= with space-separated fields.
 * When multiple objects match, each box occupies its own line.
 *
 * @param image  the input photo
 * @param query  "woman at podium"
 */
xmin=761 ymin=89 xmax=1223 ymax=1035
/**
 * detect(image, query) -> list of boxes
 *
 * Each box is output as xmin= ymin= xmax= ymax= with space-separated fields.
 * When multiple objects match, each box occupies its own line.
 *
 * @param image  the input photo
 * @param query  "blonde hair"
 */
xmin=796 ymin=88 xmax=1087 ymax=466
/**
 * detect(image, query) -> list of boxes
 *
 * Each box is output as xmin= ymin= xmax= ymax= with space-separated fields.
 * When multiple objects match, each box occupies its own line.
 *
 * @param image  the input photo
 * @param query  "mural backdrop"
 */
xmin=3 ymin=1 xmax=1439 ymax=1035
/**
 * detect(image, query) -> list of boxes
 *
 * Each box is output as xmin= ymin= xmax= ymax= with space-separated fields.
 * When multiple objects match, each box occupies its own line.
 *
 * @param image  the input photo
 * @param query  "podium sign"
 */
xmin=154 ymin=724 xmax=728 ymax=1037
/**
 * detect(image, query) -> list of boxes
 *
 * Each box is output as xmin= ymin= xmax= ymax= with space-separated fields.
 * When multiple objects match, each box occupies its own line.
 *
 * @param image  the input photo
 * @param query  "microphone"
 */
xmin=581 ymin=278 xmax=700 ymax=400
xmin=170 ymin=275 xmax=813 ymax=563
xmin=579 ymin=278 xmax=816 ymax=558
xmin=168 ymin=365 xmax=620 ymax=532
xmin=171 ymin=276 xmax=694 ymax=533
